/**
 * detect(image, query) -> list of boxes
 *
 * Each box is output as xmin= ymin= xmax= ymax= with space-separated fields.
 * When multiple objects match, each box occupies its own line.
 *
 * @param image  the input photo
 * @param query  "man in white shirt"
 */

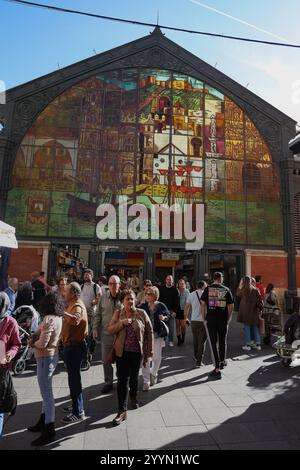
xmin=97 ymin=276 xmax=109 ymax=297
xmin=184 ymin=280 xmax=207 ymax=368
xmin=80 ymin=269 xmax=101 ymax=316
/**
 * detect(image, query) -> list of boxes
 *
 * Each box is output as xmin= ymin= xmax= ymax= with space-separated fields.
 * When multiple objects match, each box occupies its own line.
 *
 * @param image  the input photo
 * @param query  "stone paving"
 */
xmin=1 ymin=317 xmax=300 ymax=450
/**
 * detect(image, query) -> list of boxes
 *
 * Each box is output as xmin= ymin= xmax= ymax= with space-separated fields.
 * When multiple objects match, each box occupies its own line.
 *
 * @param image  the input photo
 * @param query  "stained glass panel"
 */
xmin=6 ymin=69 xmax=283 ymax=245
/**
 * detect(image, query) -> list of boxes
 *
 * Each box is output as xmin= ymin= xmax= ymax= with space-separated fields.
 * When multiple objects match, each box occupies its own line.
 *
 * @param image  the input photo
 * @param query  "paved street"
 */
xmin=1 ymin=317 xmax=300 ymax=451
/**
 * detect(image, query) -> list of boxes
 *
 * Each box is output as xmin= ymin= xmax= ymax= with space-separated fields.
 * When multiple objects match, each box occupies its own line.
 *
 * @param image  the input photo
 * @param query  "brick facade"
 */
xmin=250 ymin=255 xmax=288 ymax=289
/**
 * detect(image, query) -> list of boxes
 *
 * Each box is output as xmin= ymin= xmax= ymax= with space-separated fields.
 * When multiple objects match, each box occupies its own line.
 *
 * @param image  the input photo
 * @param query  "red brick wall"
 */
xmin=9 ymin=247 xmax=44 ymax=282
xmin=251 ymin=256 xmax=288 ymax=289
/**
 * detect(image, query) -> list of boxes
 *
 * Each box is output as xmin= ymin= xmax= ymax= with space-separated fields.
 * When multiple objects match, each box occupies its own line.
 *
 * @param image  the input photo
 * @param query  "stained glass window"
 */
xmin=6 ymin=68 xmax=283 ymax=246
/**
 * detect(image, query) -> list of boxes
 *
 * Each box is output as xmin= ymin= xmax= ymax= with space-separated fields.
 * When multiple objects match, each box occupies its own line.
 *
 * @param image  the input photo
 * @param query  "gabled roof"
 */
xmin=6 ymin=26 xmax=296 ymax=127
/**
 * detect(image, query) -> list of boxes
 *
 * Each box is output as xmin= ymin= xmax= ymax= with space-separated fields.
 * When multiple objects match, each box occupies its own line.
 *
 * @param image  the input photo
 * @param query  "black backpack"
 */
xmin=0 ymin=367 xmax=17 ymax=414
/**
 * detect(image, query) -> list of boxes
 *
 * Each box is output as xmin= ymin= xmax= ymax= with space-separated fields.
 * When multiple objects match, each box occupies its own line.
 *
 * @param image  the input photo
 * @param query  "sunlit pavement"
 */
xmin=1 ymin=316 xmax=300 ymax=450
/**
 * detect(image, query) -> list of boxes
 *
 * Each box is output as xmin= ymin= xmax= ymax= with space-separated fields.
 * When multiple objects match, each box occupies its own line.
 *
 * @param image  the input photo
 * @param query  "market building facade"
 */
xmin=0 ymin=27 xmax=298 ymax=309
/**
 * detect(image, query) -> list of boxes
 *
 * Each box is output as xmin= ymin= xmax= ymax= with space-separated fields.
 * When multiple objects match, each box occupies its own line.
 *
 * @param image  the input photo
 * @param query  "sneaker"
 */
xmin=61 ymin=412 xmax=85 ymax=423
xmin=62 ymin=405 xmax=73 ymax=413
xmin=252 ymin=344 xmax=262 ymax=351
xmin=209 ymin=369 xmax=222 ymax=380
xmin=242 ymin=345 xmax=252 ymax=351
xmin=195 ymin=361 xmax=204 ymax=368
xmin=169 ymin=342 xmax=174 ymax=347
xmin=219 ymin=361 xmax=227 ymax=370
xmin=143 ymin=383 xmax=150 ymax=392
xmin=150 ymin=374 xmax=157 ymax=386
xmin=112 ymin=411 xmax=127 ymax=426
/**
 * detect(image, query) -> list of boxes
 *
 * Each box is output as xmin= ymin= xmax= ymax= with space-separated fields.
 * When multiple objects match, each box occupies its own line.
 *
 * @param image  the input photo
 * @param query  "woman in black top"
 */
xmin=141 ymin=286 xmax=170 ymax=390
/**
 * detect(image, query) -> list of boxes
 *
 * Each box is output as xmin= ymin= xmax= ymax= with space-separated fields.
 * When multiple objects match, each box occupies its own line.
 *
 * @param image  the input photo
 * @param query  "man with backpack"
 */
xmin=80 ymin=269 xmax=101 ymax=316
xmin=184 ymin=280 xmax=208 ymax=368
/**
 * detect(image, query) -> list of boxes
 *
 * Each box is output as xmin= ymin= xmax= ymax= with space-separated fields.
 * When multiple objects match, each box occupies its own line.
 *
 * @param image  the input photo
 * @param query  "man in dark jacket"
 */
xmin=159 ymin=275 xmax=179 ymax=347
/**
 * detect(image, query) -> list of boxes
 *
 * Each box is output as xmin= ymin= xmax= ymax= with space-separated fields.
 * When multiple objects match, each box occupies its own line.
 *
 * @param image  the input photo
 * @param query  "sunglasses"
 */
xmin=145 ymin=292 xmax=153 ymax=295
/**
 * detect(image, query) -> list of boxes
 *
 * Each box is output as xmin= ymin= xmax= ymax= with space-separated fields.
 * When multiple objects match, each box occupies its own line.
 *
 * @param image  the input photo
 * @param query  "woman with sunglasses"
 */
xmin=141 ymin=286 xmax=170 ymax=390
xmin=136 ymin=280 xmax=152 ymax=307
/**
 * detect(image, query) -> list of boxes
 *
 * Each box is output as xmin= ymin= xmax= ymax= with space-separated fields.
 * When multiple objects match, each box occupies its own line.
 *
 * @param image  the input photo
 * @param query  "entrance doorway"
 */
xmin=208 ymin=253 xmax=244 ymax=293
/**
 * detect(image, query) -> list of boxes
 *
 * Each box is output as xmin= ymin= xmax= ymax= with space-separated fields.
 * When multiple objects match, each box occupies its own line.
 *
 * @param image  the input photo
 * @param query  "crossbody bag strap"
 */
xmin=196 ymin=291 xmax=202 ymax=305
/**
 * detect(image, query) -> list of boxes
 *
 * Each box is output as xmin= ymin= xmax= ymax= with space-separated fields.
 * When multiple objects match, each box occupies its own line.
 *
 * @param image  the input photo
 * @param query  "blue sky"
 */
xmin=1 ymin=0 xmax=300 ymax=124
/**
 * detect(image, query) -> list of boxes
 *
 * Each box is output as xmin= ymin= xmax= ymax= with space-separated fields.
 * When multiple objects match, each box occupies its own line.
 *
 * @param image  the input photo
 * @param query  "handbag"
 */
xmin=106 ymin=309 xmax=121 ymax=364
xmin=0 ymin=366 xmax=17 ymax=414
xmin=158 ymin=320 xmax=169 ymax=338
xmin=106 ymin=347 xmax=116 ymax=364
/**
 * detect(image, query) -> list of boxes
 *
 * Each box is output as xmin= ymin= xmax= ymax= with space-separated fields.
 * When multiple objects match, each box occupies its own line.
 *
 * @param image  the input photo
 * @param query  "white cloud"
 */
xmin=236 ymin=51 xmax=300 ymax=124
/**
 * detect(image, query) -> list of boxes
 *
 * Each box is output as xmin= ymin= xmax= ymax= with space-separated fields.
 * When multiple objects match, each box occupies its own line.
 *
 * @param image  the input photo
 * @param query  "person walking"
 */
xmin=15 ymin=281 xmax=33 ymax=309
xmin=61 ymin=283 xmax=88 ymax=423
xmin=136 ymin=280 xmax=152 ymax=307
xmin=159 ymin=275 xmax=179 ymax=347
xmin=141 ymin=286 xmax=170 ymax=390
xmin=176 ymin=279 xmax=190 ymax=346
xmin=237 ymin=276 xmax=263 ymax=352
xmin=107 ymin=289 xmax=153 ymax=426
xmin=0 ymin=292 xmax=21 ymax=436
xmin=80 ymin=269 xmax=101 ymax=316
xmin=97 ymin=276 xmax=109 ymax=296
xmin=184 ymin=281 xmax=207 ymax=368
xmin=201 ymin=272 xmax=234 ymax=380
xmin=31 ymin=271 xmax=47 ymax=309
xmin=4 ymin=277 xmax=18 ymax=315
xmin=255 ymin=275 xmax=265 ymax=300
xmin=93 ymin=275 xmax=122 ymax=394
xmin=55 ymin=277 xmax=67 ymax=299
xmin=27 ymin=292 xmax=63 ymax=446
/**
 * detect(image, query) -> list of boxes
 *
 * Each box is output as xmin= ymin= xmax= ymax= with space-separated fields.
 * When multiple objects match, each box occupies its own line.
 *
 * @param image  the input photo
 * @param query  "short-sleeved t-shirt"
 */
xmin=201 ymin=283 xmax=234 ymax=321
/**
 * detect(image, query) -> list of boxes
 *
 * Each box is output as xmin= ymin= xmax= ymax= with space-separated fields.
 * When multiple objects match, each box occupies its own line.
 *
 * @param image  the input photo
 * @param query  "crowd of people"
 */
xmin=0 ymin=269 xmax=284 ymax=446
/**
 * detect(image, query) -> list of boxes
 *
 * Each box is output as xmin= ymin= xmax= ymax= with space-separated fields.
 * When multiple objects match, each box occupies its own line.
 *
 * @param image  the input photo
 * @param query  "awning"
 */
xmin=0 ymin=220 xmax=18 ymax=249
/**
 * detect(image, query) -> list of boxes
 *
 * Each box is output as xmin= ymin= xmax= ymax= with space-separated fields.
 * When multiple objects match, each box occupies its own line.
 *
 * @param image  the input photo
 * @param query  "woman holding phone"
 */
xmin=107 ymin=289 xmax=153 ymax=426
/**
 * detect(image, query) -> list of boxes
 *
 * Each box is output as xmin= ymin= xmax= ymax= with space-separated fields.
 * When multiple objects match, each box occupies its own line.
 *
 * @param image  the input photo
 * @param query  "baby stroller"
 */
xmin=262 ymin=304 xmax=284 ymax=345
xmin=11 ymin=305 xmax=40 ymax=376
xmin=274 ymin=312 xmax=300 ymax=367
xmin=273 ymin=336 xmax=300 ymax=367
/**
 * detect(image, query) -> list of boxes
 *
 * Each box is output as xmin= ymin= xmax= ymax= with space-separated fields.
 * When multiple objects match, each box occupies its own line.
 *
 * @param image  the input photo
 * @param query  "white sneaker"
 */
xmin=150 ymin=374 xmax=157 ymax=386
xmin=242 ymin=345 xmax=251 ymax=351
xmin=169 ymin=342 xmax=174 ymax=347
xmin=143 ymin=383 xmax=150 ymax=392
xmin=252 ymin=344 xmax=262 ymax=351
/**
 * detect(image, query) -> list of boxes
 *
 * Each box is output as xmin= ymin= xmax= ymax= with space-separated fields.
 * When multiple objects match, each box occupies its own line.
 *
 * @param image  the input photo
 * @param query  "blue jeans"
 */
xmin=64 ymin=343 xmax=86 ymax=417
xmin=244 ymin=324 xmax=261 ymax=345
xmin=36 ymin=355 xmax=58 ymax=424
xmin=168 ymin=317 xmax=175 ymax=343
xmin=0 ymin=413 xmax=3 ymax=436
